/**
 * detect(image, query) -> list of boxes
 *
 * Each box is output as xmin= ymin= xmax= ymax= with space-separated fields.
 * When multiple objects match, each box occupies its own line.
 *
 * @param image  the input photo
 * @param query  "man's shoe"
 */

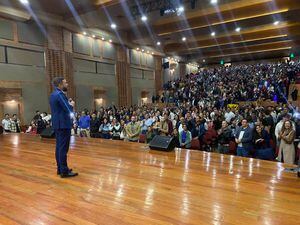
xmin=57 ymin=169 xmax=72 ymax=175
xmin=60 ymin=171 xmax=78 ymax=178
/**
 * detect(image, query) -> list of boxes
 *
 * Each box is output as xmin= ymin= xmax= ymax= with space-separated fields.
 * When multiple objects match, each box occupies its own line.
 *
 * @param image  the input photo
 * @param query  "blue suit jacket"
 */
xmin=49 ymin=88 xmax=73 ymax=130
xmin=235 ymin=126 xmax=253 ymax=149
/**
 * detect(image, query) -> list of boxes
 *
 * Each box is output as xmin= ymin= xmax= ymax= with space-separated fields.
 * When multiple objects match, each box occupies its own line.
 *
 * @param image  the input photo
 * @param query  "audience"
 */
xmin=1 ymin=60 xmax=300 ymax=165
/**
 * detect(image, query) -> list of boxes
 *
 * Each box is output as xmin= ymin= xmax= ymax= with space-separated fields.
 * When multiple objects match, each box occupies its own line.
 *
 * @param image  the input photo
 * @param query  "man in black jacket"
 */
xmin=90 ymin=112 xmax=100 ymax=138
xmin=217 ymin=121 xmax=233 ymax=154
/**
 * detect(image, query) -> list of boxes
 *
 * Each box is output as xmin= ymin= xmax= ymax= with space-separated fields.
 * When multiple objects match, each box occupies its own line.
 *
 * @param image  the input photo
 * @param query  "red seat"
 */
xmin=229 ymin=141 xmax=237 ymax=155
xmin=191 ymin=139 xmax=200 ymax=150
xmin=139 ymin=134 xmax=146 ymax=143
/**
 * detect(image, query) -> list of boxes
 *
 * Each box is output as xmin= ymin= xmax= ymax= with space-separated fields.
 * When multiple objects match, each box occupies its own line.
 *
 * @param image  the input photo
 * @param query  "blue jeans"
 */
xmin=237 ymin=146 xmax=249 ymax=157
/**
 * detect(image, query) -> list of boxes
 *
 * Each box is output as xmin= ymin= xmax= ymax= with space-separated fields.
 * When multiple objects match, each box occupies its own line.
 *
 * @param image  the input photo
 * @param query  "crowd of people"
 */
xmin=2 ymin=60 xmax=300 ymax=165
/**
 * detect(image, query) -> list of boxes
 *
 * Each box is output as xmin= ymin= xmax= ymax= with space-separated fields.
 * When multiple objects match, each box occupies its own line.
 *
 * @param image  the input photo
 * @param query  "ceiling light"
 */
xmin=168 ymin=57 xmax=170 ymax=60
xmin=203 ymin=59 xmax=206 ymax=62
xmin=136 ymin=48 xmax=140 ymax=51
xmin=274 ymin=21 xmax=279 ymax=25
xmin=182 ymin=37 xmax=187 ymax=42
xmin=151 ymin=52 xmax=154 ymax=55
xmin=83 ymin=32 xmax=87 ymax=36
xmin=101 ymin=37 xmax=105 ymax=40
xmin=178 ymin=6 xmax=184 ymax=13
xmin=211 ymin=32 xmax=216 ymax=36
xmin=111 ymin=23 xmax=117 ymax=29
xmin=141 ymin=15 xmax=147 ymax=22
xmin=211 ymin=0 xmax=218 ymax=4
xmin=156 ymin=41 xmax=161 ymax=46
xmin=92 ymin=35 xmax=96 ymax=38
xmin=19 ymin=0 xmax=29 ymax=5
xmin=147 ymin=51 xmax=150 ymax=54
xmin=142 ymin=49 xmax=145 ymax=52
xmin=109 ymin=39 xmax=112 ymax=43
xmin=235 ymin=27 xmax=241 ymax=32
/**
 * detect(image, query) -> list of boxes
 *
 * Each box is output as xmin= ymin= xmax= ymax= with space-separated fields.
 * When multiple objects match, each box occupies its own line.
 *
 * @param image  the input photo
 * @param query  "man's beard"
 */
xmin=62 ymin=87 xmax=68 ymax=92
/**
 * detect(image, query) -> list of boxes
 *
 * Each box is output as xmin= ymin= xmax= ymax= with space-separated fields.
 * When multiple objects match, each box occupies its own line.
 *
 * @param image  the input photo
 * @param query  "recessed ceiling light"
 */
xmin=211 ymin=32 xmax=216 ymax=36
xmin=142 ymin=49 xmax=145 ymax=52
xmin=168 ymin=57 xmax=170 ymax=59
xmin=109 ymin=39 xmax=112 ymax=43
xmin=147 ymin=51 xmax=150 ymax=54
xmin=111 ymin=23 xmax=117 ymax=29
xmin=235 ymin=27 xmax=241 ymax=32
xmin=211 ymin=0 xmax=218 ymax=4
xmin=141 ymin=15 xmax=147 ymax=22
xmin=101 ymin=37 xmax=105 ymax=40
xmin=274 ymin=21 xmax=280 ymax=25
xmin=92 ymin=35 xmax=96 ymax=38
xmin=83 ymin=32 xmax=87 ymax=36
xmin=156 ymin=41 xmax=161 ymax=46
xmin=151 ymin=52 xmax=154 ymax=55
xmin=136 ymin=48 xmax=140 ymax=51
xmin=19 ymin=0 xmax=29 ymax=5
xmin=203 ymin=59 xmax=206 ymax=62
xmin=178 ymin=6 xmax=184 ymax=13
xmin=182 ymin=37 xmax=187 ymax=42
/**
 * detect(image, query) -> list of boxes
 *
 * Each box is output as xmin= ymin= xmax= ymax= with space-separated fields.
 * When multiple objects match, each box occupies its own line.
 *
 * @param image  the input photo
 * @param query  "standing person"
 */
xmin=50 ymin=77 xmax=78 ymax=178
xmin=10 ymin=114 xmax=21 ymax=133
xmin=2 ymin=114 xmax=11 ymax=133
xmin=277 ymin=120 xmax=296 ymax=164
xmin=78 ymin=111 xmax=91 ymax=137
xmin=179 ymin=124 xmax=192 ymax=149
xmin=217 ymin=121 xmax=233 ymax=154
xmin=235 ymin=119 xmax=253 ymax=157
xmin=90 ymin=112 xmax=100 ymax=138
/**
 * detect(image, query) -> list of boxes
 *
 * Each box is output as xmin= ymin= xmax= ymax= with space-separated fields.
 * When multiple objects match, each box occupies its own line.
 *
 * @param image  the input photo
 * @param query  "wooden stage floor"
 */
xmin=0 ymin=134 xmax=299 ymax=225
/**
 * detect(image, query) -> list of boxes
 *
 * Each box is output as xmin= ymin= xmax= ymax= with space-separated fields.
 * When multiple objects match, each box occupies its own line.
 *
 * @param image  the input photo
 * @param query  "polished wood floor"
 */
xmin=0 ymin=134 xmax=299 ymax=225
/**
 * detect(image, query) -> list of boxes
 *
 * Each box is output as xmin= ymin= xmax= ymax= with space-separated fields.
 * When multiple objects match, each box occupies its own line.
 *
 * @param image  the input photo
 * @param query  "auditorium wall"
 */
xmin=0 ymin=18 xmax=48 ymax=124
xmin=130 ymin=49 xmax=155 ymax=105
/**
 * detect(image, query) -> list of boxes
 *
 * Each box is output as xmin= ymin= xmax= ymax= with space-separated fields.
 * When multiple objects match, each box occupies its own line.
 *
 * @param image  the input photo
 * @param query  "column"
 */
xmin=45 ymin=26 xmax=75 ymax=99
xmin=116 ymin=46 xmax=131 ymax=107
xmin=154 ymin=56 xmax=163 ymax=95
xmin=179 ymin=62 xmax=187 ymax=78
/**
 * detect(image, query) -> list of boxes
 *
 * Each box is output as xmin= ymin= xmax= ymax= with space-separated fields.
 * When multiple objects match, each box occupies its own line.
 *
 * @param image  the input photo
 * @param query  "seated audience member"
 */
xmin=78 ymin=111 xmax=91 ymax=137
xmin=177 ymin=117 xmax=186 ymax=133
xmin=235 ymin=119 xmax=253 ymax=157
xmin=159 ymin=114 xmax=169 ymax=136
xmin=33 ymin=110 xmax=42 ymax=121
xmin=253 ymin=125 xmax=274 ymax=160
xmin=277 ymin=120 xmax=296 ymax=164
xmin=99 ymin=118 xmax=111 ymax=139
xmin=26 ymin=120 xmax=37 ymax=134
xmin=120 ymin=120 xmax=128 ymax=140
xmin=125 ymin=116 xmax=141 ymax=142
xmin=90 ymin=112 xmax=100 ymax=138
xmin=110 ymin=118 xmax=122 ymax=140
xmin=172 ymin=128 xmax=180 ymax=148
xmin=2 ymin=114 xmax=11 ymax=133
xmin=192 ymin=116 xmax=207 ymax=150
xmin=217 ymin=121 xmax=233 ymax=154
xmin=179 ymin=124 xmax=192 ymax=149
xmin=141 ymin=114 xmax=153 ymax=134
xmin=146 ymin=126 xmax=156 ymax=143
xmin=41 ymin=112 xmax=51 ymax=126
xmin=10 ymin=114 xmax=21 ymax=133
xmin=152 ymin=116 xmax=161 ymax=136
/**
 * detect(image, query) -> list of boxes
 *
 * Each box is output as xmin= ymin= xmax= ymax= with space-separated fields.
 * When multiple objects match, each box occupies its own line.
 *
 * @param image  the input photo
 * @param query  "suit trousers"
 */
xmin=55 ymin=129 xmax=71 ymax=174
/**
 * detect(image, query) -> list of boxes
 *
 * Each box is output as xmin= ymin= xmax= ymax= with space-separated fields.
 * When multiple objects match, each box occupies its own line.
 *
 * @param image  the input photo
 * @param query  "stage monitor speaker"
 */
xmin=149 ymin=135 xmax=176 ymax=152
xmin=40 ymin=127 xmax=55 ymax=138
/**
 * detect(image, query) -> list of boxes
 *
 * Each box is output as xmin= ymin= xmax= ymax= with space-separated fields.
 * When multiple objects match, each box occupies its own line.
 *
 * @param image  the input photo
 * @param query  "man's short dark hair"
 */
xmin=5 ymin=113 xmax=9 ymax=116
xmin=13 ymin=114 xmax=17 ymax=117
xmin=52 ymin=77 xmax=65 ymax=87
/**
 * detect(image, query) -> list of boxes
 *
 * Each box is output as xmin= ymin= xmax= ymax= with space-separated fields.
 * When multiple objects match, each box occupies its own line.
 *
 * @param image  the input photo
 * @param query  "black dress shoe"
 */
xmin=60 ymin=171 xmax=78 ymax=178
xmin=57 ymin=169 xmax=72 ymax=175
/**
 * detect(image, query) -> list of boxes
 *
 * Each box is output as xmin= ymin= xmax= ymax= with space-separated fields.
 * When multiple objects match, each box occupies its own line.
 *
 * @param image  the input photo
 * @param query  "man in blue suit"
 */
xmin=50 ymin=77 xmax=78 ymax=178
xmin=235 ymin=119 xmax=253 ymax=157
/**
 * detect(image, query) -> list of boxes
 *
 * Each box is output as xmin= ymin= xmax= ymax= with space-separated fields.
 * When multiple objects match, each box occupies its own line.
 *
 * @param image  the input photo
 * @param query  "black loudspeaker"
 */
xmin=149 ymin=135 xmax=176 ymax=152
xmin=0 ymin=126 xmax=3 ymax=134
xmin=40 ymin=127 xmax=55 ymax=138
